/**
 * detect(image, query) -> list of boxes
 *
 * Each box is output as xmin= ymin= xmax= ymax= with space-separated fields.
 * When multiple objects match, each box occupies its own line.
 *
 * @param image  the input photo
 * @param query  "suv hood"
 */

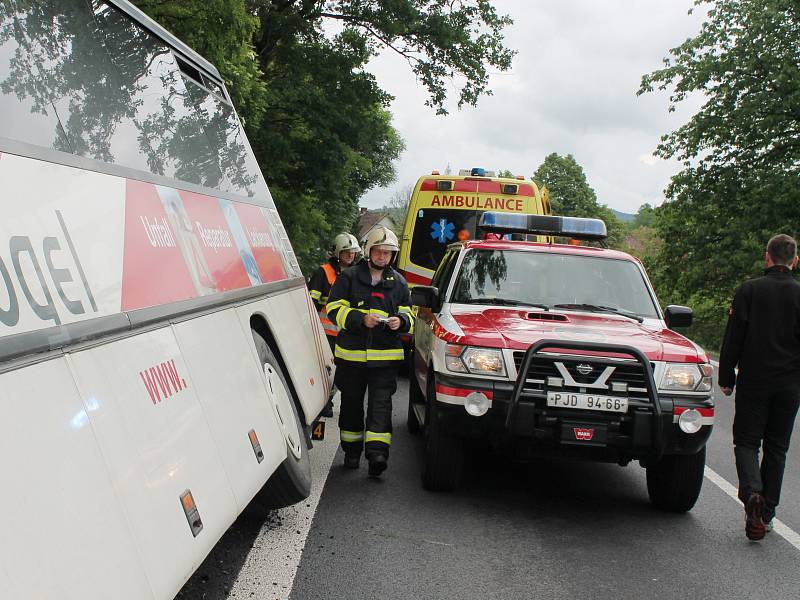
xmin=446 ymin=306 xmax=704 ymax=363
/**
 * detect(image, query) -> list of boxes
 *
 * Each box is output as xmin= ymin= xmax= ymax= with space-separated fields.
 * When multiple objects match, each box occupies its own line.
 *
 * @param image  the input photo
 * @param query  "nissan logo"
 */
xmin=576 ymin=363 xmax=593 ymax=375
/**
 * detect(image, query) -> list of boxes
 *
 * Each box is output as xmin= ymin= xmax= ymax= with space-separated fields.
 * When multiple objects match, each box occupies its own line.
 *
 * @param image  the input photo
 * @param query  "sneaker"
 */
xmin=343 ymin=454 xmax=360 ymax=469
xmin=765 ymin=519 xmax=774 ymax=533
xmin=321 ymin=401 xmax=334 ymax=418
xmin=367 ymin=455 xmax=387 ymax=478
xmin=745 ymin=492 xmax=766 ymax=541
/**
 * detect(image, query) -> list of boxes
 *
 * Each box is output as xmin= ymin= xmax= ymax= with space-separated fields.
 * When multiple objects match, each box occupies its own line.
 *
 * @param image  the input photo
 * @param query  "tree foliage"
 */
xmin=135 ymin=0 xmax=514 ymax=271
xmin=639 ymin=0 xmax=800 ymax=349
xmin=532 ymin=153 xmax=625 ymax=247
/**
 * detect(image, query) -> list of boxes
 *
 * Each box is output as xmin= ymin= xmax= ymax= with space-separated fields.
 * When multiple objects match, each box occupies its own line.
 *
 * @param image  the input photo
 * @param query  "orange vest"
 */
xmin=319 ymin=263 xmax=338 ymax=336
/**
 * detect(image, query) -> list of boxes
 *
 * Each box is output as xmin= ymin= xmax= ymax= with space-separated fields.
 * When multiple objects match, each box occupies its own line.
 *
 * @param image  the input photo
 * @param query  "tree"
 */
xmin=385 ymin=183 xmax=415 ymax=233
xmin=532 ymin=153 xmax=625 ymax=247
xmin=633 ymin=203 xmax=656 ymax=228
xmin=639 ymin=0 xmax=800 ymax=349
xmin=135 ymin=1 xmax=515 ymax=271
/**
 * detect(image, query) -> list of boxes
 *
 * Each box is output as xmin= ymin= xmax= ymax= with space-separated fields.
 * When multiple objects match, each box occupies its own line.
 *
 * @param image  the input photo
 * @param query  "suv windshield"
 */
xmin=450 ymin=249 xmax=660 ymax=319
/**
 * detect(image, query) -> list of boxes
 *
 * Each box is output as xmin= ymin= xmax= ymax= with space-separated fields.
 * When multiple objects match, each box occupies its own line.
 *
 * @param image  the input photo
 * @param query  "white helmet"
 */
xmin=364 ymin=226 xmax=400 ymax=257
xmin=333 ymin=232 xmax=360 ymax=255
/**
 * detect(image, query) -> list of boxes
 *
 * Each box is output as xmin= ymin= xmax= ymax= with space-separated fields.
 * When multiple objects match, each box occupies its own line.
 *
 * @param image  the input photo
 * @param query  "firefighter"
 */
xmin=325 ymin=226 xmax=413 ymax=477
xmin=308 ymin=232 xmax=360 ymax=416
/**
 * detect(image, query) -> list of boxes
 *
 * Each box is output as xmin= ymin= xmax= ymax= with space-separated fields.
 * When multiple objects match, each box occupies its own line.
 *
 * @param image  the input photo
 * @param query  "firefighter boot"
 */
xmin=368 ymin=454 xmax=387 ymax=478
xmin=343 ymin=452 xmax=360 ymax=469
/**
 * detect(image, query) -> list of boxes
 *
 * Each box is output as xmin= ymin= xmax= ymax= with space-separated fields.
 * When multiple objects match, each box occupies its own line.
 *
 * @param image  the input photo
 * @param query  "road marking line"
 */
xmin=704 ymin=466 xmax=800 ymax=550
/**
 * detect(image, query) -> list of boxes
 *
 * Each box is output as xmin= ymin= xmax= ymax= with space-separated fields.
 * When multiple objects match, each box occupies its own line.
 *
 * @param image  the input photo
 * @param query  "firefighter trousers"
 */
xmin=335 ymin=362 xmax=397 ymax=460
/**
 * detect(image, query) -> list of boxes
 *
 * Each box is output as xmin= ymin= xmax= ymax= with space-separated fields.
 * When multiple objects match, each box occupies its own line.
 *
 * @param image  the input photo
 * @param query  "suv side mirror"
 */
xmin=665 ymin=305 xmax=693 ymax=328
xmin=411 ymin=285 xmax=440 ymax=311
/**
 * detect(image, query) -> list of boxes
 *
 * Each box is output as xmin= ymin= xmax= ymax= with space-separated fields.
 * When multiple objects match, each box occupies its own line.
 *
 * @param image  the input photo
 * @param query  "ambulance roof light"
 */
xmin=516 ymin=175 xmax=525 ymax=180
xmin=477 ymin=212 xmax=607 ymax=241
xmin=431 ymin=170 xmax=440 ymax=175
xmin=458 ymin=168 xmax=496 ymax=177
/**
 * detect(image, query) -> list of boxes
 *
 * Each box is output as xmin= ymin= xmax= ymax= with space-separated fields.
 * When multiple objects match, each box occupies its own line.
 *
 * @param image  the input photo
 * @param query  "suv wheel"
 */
xmin=646 ymin=446 xmax=706 ymax=512
xmin=407 ymin=367 xmax=424 ymax=435
xmin=421 ymin=373 xmax=464 ymax=491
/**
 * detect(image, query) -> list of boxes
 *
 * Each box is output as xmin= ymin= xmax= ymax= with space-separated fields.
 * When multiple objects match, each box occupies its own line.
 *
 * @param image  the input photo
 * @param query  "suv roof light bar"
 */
xmin=478 ymin=212 xmax=607 ymax=241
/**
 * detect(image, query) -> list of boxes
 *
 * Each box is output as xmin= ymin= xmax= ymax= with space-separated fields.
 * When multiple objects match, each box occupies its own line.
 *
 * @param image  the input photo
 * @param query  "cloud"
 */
xmin=361 ymin=0 xmax=706 ymax=214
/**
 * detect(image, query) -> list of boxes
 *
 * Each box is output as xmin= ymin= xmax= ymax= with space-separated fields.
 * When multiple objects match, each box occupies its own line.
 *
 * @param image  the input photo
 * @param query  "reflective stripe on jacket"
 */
xmin=325 ymin=262 xmax=413 ymax=367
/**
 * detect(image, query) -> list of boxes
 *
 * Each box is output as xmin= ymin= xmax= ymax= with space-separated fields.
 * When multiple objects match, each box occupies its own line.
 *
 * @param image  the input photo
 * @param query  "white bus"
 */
xmin=0 ymin=2 xmax=332 ymax=598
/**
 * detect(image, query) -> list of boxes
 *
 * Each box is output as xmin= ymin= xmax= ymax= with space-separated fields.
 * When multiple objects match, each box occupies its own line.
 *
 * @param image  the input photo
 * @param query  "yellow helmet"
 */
xmin=364 ymin=226 xmax=399 ymax=257
xmin=333 ymin=232 xmax=360 ymax=255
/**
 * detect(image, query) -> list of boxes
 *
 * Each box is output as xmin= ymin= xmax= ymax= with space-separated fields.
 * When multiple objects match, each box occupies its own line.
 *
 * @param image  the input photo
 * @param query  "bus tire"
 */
xmin=645 ymin=447 xmax=706 ymax=512
xmin=250 ymin=332 xmax=312 ymax=512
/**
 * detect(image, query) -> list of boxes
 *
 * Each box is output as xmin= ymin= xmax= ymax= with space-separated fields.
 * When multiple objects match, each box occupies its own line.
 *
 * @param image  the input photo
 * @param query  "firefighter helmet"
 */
xmin=364 ymin=226 xmax=400 ymax=257
xmin=333 ymin=232 xmax=360 ymax=255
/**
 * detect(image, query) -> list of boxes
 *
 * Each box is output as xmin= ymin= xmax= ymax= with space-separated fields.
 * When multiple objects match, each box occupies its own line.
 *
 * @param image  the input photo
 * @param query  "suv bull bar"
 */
xmin=506 ymin=339 xmax=664 ymax=462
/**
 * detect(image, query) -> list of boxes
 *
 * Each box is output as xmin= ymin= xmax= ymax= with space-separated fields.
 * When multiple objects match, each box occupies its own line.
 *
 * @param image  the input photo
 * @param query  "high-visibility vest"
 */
xmin=319 ymin=263 xmax=338 ymax=336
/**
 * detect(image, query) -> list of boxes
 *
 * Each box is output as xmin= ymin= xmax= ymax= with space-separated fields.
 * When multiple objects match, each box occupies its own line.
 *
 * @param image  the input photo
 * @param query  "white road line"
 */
xmin=704 ymin=466 xmax=800 ymax=550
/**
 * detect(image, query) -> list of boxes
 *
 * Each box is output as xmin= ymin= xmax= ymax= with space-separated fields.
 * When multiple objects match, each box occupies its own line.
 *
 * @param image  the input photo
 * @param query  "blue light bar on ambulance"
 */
xmin=477 ymin=212 xmax=608 ymax=241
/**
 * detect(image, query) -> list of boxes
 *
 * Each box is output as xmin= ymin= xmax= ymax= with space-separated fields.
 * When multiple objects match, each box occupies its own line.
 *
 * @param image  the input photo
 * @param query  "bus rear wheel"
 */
xmin=250 ymin=332 xmax=312 ymax=512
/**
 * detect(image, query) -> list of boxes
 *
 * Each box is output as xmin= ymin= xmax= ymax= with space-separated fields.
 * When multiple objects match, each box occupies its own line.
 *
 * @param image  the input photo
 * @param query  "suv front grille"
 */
xmin=513 ymin=352 xmax=652 ymax=399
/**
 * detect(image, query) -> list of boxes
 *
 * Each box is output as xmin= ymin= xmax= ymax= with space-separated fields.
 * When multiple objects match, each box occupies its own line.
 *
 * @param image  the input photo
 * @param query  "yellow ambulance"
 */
xmin=397 ymin=168 xmax=551 ymax=285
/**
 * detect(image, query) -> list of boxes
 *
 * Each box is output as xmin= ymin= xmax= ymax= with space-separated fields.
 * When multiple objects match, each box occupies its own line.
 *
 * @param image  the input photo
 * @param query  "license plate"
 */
xmin=546 ymin=391 xmax=628 ymax=413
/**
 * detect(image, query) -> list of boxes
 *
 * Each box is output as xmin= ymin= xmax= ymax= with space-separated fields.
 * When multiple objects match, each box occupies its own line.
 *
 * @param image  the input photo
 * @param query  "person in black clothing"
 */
xmin=719 ymin=233 xmax=800 ymax=540
xmin=308 ymin=233 xmax=360 ymax=417
xmin=325 ymin=226 xmax=413 ymax=477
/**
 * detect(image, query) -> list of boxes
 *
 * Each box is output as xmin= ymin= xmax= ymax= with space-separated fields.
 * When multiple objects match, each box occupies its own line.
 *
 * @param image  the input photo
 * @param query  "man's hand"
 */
xmin=387 ymin=316 xmax=402 ymax=331
xmin=363 ymin=313 xmax=381 ymax=329
xmin=721 ymin=386 xmax=733 ymax=396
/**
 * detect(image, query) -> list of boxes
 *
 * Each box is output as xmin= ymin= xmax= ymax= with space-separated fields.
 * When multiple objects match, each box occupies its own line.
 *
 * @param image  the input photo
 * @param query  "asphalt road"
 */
xmin=176 ymin=374 xmax=800 ymax=600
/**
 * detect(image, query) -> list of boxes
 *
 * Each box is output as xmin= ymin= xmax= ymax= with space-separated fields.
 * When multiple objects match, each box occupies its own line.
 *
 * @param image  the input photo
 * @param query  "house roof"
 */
xmin=357 ymin=210 xmax=396 ymax=239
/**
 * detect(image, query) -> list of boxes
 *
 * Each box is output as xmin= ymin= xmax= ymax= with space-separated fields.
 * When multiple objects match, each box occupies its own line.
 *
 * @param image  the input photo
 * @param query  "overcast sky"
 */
xmin=359 ymin=0 xmax=706 ymax=215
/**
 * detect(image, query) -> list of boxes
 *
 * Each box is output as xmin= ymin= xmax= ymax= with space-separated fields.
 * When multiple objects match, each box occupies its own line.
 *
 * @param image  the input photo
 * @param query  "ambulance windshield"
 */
xmin=410 ymin=209 xmax=480 ymax=272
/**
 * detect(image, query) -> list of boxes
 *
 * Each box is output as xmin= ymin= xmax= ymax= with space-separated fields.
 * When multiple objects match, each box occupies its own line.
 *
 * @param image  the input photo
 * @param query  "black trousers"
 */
xmin=733 ymin=386 xmax=800 ymax=521
xmin=335 ymin=362 xmax=397 ymax=459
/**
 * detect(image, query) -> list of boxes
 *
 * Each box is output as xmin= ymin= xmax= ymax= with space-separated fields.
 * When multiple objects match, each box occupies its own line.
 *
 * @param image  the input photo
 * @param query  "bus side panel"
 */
xmin=67 ymin=326 xmax=238 ymax=600
xmin=0 ymin=358 xmax=154 ymax=600
xmin=171 ymin=309 xmax=286 ymax=512
xmin=238 ymin=287 xmax=331 ymax=424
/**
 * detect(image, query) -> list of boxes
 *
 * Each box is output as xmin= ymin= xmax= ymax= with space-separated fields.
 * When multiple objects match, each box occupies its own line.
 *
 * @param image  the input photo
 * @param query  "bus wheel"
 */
xmin=250 ymin=332 xmax=312 ymax=512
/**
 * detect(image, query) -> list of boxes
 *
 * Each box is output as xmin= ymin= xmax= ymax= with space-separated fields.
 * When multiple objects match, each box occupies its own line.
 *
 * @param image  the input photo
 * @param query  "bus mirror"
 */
xmin=665 ymin=305 xmax=693 ymax=328
xmin=411 ymin=285 xmax=439 ymax=310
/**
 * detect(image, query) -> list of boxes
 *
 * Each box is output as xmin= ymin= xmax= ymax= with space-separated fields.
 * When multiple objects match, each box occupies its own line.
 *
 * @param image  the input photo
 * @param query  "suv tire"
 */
xmin=646 ymin=446 xmax=706 ymax=512
xmin=407 ymin=368 xmax=424 ymax=435
xmin=421 ymin=373 xmax=464 ymax=491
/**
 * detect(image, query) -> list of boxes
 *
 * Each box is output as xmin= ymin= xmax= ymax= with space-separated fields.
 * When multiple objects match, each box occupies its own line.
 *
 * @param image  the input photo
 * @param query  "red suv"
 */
xmin=409 ymin=213 xmax=714 ymax=511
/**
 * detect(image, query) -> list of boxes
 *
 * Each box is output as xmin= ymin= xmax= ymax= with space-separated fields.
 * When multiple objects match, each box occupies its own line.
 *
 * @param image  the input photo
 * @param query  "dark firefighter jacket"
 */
xmin=719 ymin=265 xmax=800 ymax=390
xmin=307 ymin=257 xmax=341 ymax=312
xmin=325 ymin=261 xmax=413 ymax=367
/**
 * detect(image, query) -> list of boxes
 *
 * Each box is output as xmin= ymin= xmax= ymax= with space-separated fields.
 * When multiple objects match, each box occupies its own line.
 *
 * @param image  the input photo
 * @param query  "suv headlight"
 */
xmin=659 ymin=363 xmax=713 ymax=392
xmin=445 ymin=344 xmax=506 ymax=376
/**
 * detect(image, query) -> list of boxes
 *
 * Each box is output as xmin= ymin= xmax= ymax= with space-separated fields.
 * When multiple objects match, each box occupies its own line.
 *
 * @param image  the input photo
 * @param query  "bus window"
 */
xmin=0 ymin=0 xmax=264 ymax=200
